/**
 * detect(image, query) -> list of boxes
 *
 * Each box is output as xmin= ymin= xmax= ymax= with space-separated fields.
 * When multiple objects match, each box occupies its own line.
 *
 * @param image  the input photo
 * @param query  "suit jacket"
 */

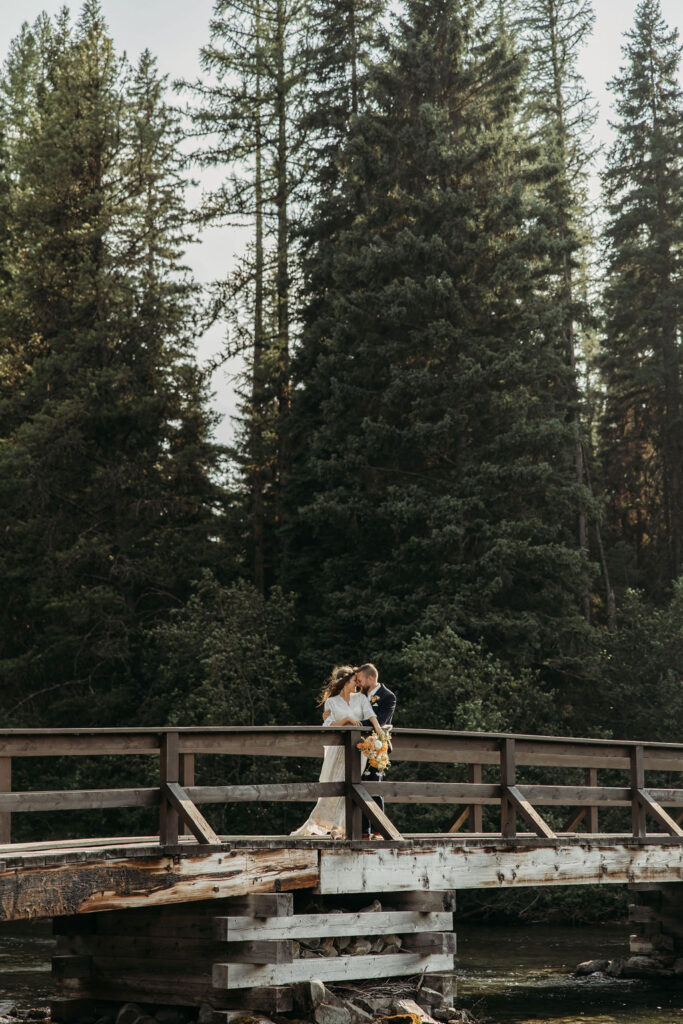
xmin=361 ymin=683 xmax=396 ymax=728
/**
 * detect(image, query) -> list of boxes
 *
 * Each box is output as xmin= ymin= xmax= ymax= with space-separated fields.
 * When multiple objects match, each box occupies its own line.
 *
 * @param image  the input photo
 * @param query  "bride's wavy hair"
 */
xmin=318 ymin=665 xmax=358 ymax=706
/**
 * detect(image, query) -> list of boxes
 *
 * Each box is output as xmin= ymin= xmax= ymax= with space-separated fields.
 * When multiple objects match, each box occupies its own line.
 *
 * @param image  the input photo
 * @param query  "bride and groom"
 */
xmin=292 ymin=662 xmax=397 ymax=840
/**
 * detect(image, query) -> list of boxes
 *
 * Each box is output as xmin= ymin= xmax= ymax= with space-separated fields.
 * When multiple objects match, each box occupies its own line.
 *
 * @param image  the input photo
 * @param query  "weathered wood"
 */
xmin=345 ymin=731 xmax=363 ymax=841
xmin=318 ymin=842 xmax=683 ymax=892
xmin=364 ymin=782 xmax=500 ymax=804
xmin=587 ymin=767 xmax=599 ymax=833
xmin=635 ymin=790 xmax=683 ymax=837
xmin=448 ymin=808 xmax=470 ymax=834
xmin=163 ymin=783 xmax=221 ymax=845
xmin=212 ymin=952 xmax=455 ymax=989
xmin=384 ymin=890 xmax=456 ymax=912
xmin=402 ymin=932 xmax=457 ymax=954
xmin=500 ymin=738 xmax=516 ymax=838
xmin=56 ymin=978 xmax=293 ymax=1012
xmin=246 ymin=893 xmax=294 ymax=917
xmin=51 ymin=998 xmax=98 ymax=1023
xmin=1 ymin=848 xmax=318 ymax=921
xmin=187 ymin=783 xmax=346 ymax=804
xmin=214 ymin=910 xmax=454 ymax=941
xmin=563 ymin=808 xmax=586 ymax=833
xmin=0 ymin=757 xmax=10 ymax=844
xmin=224 ymin=940 xmax=293 ymax=964
xmin=180 ymin=753 xmax=195 ymax=838
xmin=631 ymin=746 xmax=647 ymax=839
xmin=505 ymin=786 xmax=556 ymax=840
xmin=160 ymin=732 xmax=180 ymax=846
xmin=0 ymin=788 xmax=159 ymax=813
xmin=51 ymin=955 xmax=92 ymax=979
xmin=468 ymin=763 xmax=483 ymax=832
xmin=352 ymin=783 xmax=402 ymax=841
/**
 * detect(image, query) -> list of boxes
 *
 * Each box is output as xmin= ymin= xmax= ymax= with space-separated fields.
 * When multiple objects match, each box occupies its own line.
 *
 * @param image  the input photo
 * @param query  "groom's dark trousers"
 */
xmin=361 ymin=683 xmax=397 ymax=835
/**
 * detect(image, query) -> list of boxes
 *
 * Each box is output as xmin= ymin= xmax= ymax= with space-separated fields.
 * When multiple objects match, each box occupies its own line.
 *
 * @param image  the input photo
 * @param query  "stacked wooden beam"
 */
xmin=628 ymin=882 xmax=683 ymax=958
xmin=52 ymin=891 xmax=456 ymax=1021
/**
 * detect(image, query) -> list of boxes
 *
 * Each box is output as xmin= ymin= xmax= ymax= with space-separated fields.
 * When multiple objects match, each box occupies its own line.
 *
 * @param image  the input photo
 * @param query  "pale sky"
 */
xmin=1 ymin=0 xmax=682 ymax=443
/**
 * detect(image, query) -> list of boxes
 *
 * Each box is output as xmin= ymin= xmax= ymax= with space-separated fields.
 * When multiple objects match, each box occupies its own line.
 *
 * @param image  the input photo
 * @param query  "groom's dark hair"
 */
xmin=357 ymin=662 xmax=378 ymax=682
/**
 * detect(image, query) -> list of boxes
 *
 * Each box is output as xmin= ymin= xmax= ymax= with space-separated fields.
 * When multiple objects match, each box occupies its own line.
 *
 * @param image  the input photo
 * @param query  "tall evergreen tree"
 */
xmin=514 ymin=0 xmax=613 ymax=626
xmin=0 ymin=4 xmax=225 ymax=725
xmin=599 ymin=0 xmax=683 ymax=594
xmin=183 ymin=0 xmax=306 ymax=593
xmin=285 ymin=0 xmax=593 ymax=689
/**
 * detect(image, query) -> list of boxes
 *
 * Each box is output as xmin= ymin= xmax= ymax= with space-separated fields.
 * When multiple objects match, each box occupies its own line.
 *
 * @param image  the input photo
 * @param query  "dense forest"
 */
xmin=0 ymin=0 xmax=682 ymax=845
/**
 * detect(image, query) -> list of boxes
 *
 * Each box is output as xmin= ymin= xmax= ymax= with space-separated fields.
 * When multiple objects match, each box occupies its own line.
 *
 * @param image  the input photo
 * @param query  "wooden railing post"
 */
xmin=469 ymin=763 xmax=483 ymax=833
xmin=587 ymin=766 xmax=599 ymax=833
xmin=179 ymin=753 xmax=195 ymax=837
xmin=631 ymin=745 xmax=646 ymax=839
xmin=0 ymin=757 xmax=10 ymax=844
xmin=345 ymin=730 xmax=363 ymax=840
xmin=501 ymin=738 xmax=516 ymax=838
xmin=160 ymin=732 xmax=180 ymax=846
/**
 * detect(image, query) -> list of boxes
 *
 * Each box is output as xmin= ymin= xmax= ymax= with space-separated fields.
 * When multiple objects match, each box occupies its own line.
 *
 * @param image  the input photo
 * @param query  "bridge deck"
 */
xmin=2 ymin=833 xmax=682 ymax=922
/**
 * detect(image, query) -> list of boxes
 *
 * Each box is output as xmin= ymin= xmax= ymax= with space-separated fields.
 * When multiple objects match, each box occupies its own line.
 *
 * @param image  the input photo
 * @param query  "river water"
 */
xmin=0 ymin=921 xmax=682 ymax=1023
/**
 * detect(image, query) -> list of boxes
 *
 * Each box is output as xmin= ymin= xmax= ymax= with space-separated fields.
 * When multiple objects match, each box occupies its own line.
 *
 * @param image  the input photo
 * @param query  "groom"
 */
xmin=355 ymin=662 xmax=397 ymax=839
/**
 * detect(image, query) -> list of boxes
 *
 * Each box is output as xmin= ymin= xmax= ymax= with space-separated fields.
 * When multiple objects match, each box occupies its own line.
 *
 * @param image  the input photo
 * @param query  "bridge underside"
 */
xmin=2 ymin=835 xmax=683 ymax=921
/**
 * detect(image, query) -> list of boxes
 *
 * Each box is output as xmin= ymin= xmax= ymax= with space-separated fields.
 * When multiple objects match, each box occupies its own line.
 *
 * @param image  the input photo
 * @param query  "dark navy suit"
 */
xmin=361 ymin=683 xmax=397 ymax=835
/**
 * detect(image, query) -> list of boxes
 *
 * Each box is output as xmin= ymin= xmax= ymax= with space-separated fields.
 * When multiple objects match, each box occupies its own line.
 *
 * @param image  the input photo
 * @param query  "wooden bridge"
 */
xmin=1 ymin=725 xmax=683 ymax=1018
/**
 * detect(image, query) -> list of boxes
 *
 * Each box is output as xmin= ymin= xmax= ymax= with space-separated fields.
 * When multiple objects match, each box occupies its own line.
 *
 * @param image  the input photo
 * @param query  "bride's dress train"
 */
xmin=290 ymin=692 xmax=372 ymax=838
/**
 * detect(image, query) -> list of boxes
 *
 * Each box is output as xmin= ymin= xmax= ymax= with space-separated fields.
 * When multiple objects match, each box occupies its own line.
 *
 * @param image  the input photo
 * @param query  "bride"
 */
xmin=291 ymin=665 xmax=383 ymax=839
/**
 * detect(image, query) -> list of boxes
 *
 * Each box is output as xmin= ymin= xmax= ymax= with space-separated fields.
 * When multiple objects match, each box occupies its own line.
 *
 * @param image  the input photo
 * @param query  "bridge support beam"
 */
xmin=628 ymin=882 xmax=683 ymax=960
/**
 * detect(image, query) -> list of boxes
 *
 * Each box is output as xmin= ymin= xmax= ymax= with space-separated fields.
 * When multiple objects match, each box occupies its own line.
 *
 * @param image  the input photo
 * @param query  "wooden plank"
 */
xmin=563 ymin=808 xmax=585 ymax=833
xmin=51 ymin=955 xmax=92 ymax=979
xmin=636 ymin=790 xmax=683 ymax=837
xmin=351 ymin=783 xmax=402 ymax=841
xmin=214 ymin=911 xmax=454 ymax=942
xmin=500 ymin=738 xmax=516 ymax=838
xmin=163 ymin=783 xmax=220 ymax=845
xmin=180 ymin=754 xmax=195 ymax=838
xmin=1 ymin=847 xmax=318 ymax=921
xmin=402 ymin=933 xmax=457 ymax=954
xmin=469 ymin=763 xmax=483 ymax=832
xmin=56 ymin=978 xmax=293 ymax=1012
xmin=364 ymin=782 xmax=500 ymax=804
xmin=212 ymin=952 xmax=455 ymax=989
xmin=160 ymin=732 xmax=180 ymax=846
xmin=0 ymin=757 xmax=10 ymax=844
xmin=187 ymin=783 xmax=346 ymax=804
xmin=318 ymin=842 xmax=683 ymax=893
xmin=517 ymin=786 xmax=632 ymax=806
xmin=587 ymin=767 xmax=599 ymax=833
xmin=345 ymin=731 xmax=363 ymax=841
xmin=505 ymin=786 xmax=556 ymax=840
xmin=448 ymin=808 xmax=470 ymax=834
xmin=223 ymin=940 xmax=293 ymax=964
xmin=0 ymin=788 xmax=159 ymax=813
xmin=246 ymin=893 xmax=294 ymax=917
xmin=632 ymin=746 xmax=647 ymax=839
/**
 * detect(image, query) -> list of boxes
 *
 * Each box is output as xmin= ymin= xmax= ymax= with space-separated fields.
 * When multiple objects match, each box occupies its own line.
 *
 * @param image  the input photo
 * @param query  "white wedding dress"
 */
xmin=290 ymin=692 xmax=374 ymax=838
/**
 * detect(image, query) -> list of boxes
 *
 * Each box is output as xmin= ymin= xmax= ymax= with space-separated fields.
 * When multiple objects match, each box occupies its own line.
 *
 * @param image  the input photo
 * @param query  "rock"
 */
xmin=347 ymin=939 xmax=372 ymax=956
xmin=372 ymin=1015 xmax=421 ymax=1024
xmin=293 ymin=941 xmax=301 ymax=958
xmin=293 ymin=979 xmax=327 ymax=1012
xmin=340 ymin=1001 xmax=373 ymax=1024
xmin=381 ymin=934 xmax=402 ymax=949
xmin=0 ymin=1007 xmax=16 ymax=1019
xmin=301 ymin=937 xmax=321 ymax=950
xmin=358 ymin=899 xmax=382 ymax=914
xmin=117 ymin=1005 xmax=143 ymax=1024
xmin=302 ymin=949 xmax=320 ymax=958
xmin=417 ymin=989 xmax=447 ymax=1009
xmin=95 ymin=1017 xmax=115 ymax=1024
xmin=606 ymin=958 xmax=625 ymax=977
xmin=622 ymin=955 xmax=674 ymax=978
xmin=432 ymin=1010 xmax=455 ymax=1022
xmin=314 ymin=1004 xmax=351 ymax=1024
xmin=393 ymin=1000 xmax=438 ymax=1024
xmin=575 ymin=959 xmax=609 ymax=976
xmin=321 ymin=938 xmax=339 ymax=958
xmin=335 ymin=935 xmax=352 ymax=951
xmin=674 ymin=958 xmax=683 ymax=975
xmin=198 ymin=1005 xmax=217 ymax=1024
xmin=370 ymin=938 xmax=385 ymax=953
xmin=383 ymin=943 xmax=401 ymax=955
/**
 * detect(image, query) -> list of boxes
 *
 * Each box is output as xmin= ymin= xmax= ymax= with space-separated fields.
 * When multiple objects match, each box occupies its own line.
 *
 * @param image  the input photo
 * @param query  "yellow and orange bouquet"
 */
xmin=357 ymin=728 xmax=392 ymax=773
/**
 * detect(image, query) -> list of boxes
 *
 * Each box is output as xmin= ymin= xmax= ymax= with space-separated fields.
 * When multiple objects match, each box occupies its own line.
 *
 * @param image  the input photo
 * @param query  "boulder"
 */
xmin=155 ymin=1011 xmax=187 ymax=1024
xmin=335 ymin=935 xmax=352 ymax=952
xmin=393 ymin=999 xmax=438 ymax=1023
xmin=314 ymin=1004 xmax=351 ymax=1024
xmin=358 ymin=900 xmax=382 ymax=914
xmin=117 ymin=1005 xmax=143 ymax=1024
xmin=0 ymin=1007 xmax=16 ymax=1019
xmin=347 ymin=939 xmax=372 ymax=956
xmin=372 ymin=1015 xmax=421 ymax=1024
xmin=575 ymin=959 xmax=609 ymax=976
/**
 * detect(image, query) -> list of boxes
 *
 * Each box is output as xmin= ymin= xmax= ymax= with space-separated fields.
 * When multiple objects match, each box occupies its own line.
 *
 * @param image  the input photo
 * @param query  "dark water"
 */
xmin=456 ymin=923 xmax=683 ymax=1024
xmin=0 ymin=922 xmax=54 ymax=1011
xmin=1 ymin=921 xmax=682 ymax=1023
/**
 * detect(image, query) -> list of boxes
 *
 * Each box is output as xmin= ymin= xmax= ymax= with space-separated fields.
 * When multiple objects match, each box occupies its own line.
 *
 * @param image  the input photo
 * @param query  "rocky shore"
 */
xmin=575 ymin=954 xmax=683 ymax=980
xmin=0 ymin=977 xmax=478 ymax=1024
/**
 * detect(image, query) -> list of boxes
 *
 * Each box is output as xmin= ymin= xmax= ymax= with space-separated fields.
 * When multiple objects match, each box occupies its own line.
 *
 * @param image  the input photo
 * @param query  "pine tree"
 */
xmin=599 ymin=0 xmax=683 ymax=593
xmin=285 ymin=0 xmax=593 ymax=686
xmin=183 ymin=0 xmax=306 ymax=592
xmin=0 ymin=4 xmax=225 ymax=725
xmin=513 ymin=0 xmax=614 ymax=626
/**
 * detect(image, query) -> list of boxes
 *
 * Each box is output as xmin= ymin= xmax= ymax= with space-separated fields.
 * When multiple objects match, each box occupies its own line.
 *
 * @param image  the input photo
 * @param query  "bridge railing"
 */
xmin=1 ymin=726 xmax=683 ymax=846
